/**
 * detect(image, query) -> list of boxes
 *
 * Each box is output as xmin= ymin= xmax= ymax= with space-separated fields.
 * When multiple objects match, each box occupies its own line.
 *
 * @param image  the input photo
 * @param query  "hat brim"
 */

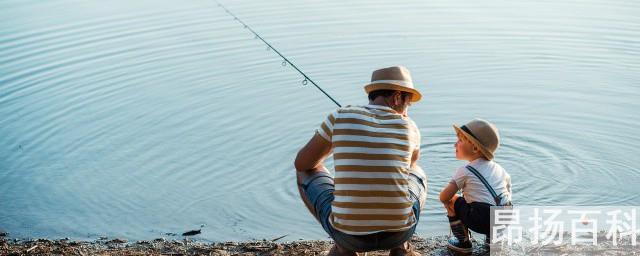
xmin=364 ymin=83 xmax=422 ymax=102
xmin=453 ymin=124 xmax=494 ymax=160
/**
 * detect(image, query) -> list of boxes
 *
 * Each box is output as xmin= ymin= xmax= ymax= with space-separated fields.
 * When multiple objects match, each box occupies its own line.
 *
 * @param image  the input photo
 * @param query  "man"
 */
xmin=294 ymin=66 xmax=427 ymax=256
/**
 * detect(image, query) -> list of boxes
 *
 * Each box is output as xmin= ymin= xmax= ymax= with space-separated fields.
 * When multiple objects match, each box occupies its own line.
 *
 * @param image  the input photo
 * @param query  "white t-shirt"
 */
xmin=451 ymin=158 xmax=512 ymax=205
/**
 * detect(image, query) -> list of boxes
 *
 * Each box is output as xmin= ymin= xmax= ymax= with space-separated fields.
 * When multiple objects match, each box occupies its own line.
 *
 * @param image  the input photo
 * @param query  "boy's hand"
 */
xmin=440 ymin=182 xmax=460 ymax=217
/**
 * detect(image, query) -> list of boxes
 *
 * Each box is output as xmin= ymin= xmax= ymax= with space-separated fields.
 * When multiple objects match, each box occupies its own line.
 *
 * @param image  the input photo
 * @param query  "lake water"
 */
xmin=1 ymin=0 xmax=639 ymax=242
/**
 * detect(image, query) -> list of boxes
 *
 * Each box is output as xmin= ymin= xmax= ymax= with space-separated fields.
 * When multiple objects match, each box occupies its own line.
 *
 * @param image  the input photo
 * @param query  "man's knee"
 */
xmin=296 ymin=170 xmax=318 ymax=220
xmin=410 ymin=165 xmax=426 ymax=178
xmin=296 ymin=166 xmax=330 ymax=184
xmin=296 ymin=166 xmax=332 ymax=204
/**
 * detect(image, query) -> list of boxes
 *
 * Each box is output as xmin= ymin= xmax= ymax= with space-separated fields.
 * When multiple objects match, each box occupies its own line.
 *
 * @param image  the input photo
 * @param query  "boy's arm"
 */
xmin=440 ymin=167 xmax=466 ymax=203
xmin=439 ymin=181 xmax=459 ymax=203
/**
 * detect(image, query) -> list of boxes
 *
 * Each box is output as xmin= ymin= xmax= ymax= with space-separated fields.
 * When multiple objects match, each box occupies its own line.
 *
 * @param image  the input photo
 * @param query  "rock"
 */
xmin=107 ymin=238 xmax=127 ymax=244
xmin=182 ymin=229 xmax=201 ymax=236
xmin=211 ymin=249 xmax=230 ymax=256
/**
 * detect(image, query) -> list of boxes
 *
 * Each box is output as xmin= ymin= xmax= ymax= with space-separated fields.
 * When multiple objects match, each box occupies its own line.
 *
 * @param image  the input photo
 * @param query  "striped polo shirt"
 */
xmin=316 ymin=104 xmax=421 ymax=235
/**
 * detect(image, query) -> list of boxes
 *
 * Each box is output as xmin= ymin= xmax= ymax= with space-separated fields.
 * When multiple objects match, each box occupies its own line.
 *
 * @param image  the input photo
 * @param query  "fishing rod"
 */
xmin=214 ymin=1 xmax=342 ymax=107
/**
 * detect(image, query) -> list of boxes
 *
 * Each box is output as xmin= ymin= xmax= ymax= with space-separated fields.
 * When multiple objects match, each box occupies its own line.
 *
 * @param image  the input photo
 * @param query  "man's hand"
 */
xmin=294 ymin=132 xmax=333 ymax=172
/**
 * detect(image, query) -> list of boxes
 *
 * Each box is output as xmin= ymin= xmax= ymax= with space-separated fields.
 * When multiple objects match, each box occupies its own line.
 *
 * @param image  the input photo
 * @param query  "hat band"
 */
xmin=368 ymin=79 xmax=413 ymax=87
xmin=460 ymin=125 xmax=480 ymax=142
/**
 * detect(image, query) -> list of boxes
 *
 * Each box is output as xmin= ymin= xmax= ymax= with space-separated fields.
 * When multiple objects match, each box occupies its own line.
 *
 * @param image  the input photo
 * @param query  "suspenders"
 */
xmin=465 ymin=165 xmax=512 ymax=206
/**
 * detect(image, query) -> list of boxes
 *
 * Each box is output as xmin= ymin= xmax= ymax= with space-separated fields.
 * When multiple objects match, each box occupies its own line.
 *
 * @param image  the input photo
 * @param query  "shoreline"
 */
xmin=1 ymin=233 xmax=636 ymax=255
xmin=0 ymin=235 xmax=480 ymax=255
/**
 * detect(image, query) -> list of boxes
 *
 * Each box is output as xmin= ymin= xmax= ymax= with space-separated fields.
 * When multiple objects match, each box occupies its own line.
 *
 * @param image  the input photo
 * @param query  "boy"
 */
xmin=439 ymin=118 xmax=512 ymax=254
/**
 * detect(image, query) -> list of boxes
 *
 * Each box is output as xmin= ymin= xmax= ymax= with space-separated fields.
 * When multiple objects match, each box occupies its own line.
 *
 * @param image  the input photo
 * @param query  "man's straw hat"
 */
xmin=364 ymin=66 xmax=422 ymax=102
xmin=453 ymin=119 xmax=500 ymax=160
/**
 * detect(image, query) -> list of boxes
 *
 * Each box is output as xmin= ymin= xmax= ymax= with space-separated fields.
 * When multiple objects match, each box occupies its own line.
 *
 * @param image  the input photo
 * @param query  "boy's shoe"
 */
xmin=483 ymin=235 xmax=491 ymax=249
xmin=447 ymin=236 xmax=473 ymax=255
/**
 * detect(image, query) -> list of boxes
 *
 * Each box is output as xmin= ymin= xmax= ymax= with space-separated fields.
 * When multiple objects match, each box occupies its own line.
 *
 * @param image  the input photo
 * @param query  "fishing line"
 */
xmin=215 ymin=1 xmax=342 ymax=107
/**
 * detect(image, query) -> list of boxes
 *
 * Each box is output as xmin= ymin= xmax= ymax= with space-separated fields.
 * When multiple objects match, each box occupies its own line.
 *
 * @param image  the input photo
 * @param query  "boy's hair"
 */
xmin=456 ymin=131 xmax=470 ymax=143
xmin=457 ymin=131 xmax=486 ymax=157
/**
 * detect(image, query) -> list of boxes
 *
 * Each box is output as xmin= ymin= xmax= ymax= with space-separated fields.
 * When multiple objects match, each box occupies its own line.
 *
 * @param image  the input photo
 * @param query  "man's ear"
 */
xmin=393 ymin=91 xmax=402 ymax=105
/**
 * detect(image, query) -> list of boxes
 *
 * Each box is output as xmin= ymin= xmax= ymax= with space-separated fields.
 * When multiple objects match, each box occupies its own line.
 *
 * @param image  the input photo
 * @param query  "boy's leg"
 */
xmin=444 ymin=194 xmax=460 ymax=217
xmin=464 ymin=202 xmax=492 ymax=236
xmin=443 ymin=195 xmax=472 ymax=254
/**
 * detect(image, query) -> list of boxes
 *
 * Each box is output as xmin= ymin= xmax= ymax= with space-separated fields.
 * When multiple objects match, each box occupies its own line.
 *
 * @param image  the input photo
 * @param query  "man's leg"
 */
xmin=388 ymin=172 xmax=426 ymax=256
xmin=296 ymin=166 xmax=331 ymax=222
xmin=296 ymin=167 xmax=359 ymax=256
xmin=410 ymin=166 xmax=427 ymax=210
xmin=389 ymin=242 xmax=419 ymax=256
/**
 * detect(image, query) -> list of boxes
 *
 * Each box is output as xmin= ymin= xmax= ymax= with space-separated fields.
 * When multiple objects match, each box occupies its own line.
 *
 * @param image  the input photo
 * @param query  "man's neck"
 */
xmin=369 ymin=99 xmax=392 ymax=108
xmin=368 ymin=99 xmax=406 ymax=116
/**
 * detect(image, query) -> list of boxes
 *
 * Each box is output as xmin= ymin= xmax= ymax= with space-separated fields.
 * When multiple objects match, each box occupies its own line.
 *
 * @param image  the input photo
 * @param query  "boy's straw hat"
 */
xmin=453 ymin=119 xmax=500 ymax=160
xmin=364 ymin=66 xmax=422 ymax=102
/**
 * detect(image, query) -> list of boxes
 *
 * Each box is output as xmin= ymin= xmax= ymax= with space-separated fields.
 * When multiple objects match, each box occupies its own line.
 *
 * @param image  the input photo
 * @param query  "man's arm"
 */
xmin=294 ymin=132 xmax=333 ymax=172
